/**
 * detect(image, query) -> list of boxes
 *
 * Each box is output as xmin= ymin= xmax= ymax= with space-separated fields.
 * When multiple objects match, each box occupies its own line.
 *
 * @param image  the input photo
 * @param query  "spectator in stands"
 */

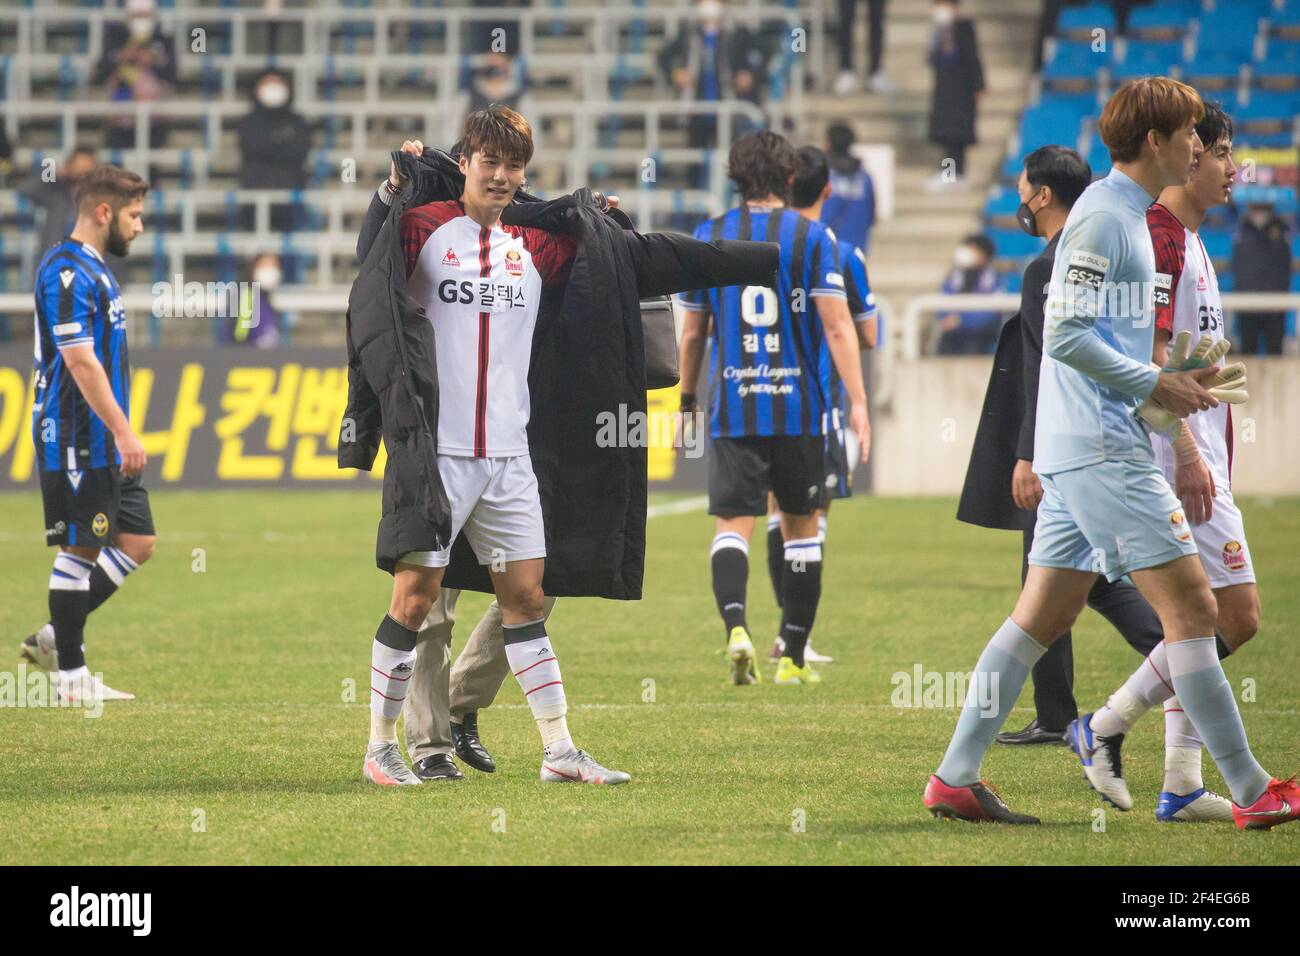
xmin=462 ymin=52 xmax=530 ymax=120
xmin=1231 ymin=202 xmax=1292 ymax=355
xmin=657 ymin=0 xmax=768 ymax=152
xmin=237 ymin=69 xmax=313 ymax=232
xmin=19 ymin=146 xmax=98 ymax=254
xmin=935 ymin=233 xmax=1003 ymax=354
xmin=833 ymin=0 xmax=892 ymax=95
xmin=925 ymin=0 xmax=983 ymax=191
xmin=225 ymin=252 xmax=286 ymax=348
xmin=93 ymin=0 xmax=176 ymax=150
xmin=821 ymin=122 xmax=876 ymax=253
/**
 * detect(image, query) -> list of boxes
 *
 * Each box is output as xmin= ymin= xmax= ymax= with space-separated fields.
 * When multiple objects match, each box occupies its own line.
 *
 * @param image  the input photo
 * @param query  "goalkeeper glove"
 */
xmin=1136 ymin=362 xmax=1250 ymax=440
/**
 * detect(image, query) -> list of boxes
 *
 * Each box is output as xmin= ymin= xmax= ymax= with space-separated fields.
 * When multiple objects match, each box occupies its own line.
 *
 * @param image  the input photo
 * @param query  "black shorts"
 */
xmin=39 ymin=467 xmax=155 ymax=548
xmin=708 ymin=435 xmax=825 ymax=517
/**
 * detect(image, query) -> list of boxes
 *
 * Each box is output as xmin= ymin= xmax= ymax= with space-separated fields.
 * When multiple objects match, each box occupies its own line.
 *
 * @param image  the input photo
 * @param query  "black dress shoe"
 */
xmin=451 ymin=712 xmax=496 ymax=773
xmin=995 ymin=718 xmax=1068 ymax=746
xmin=413 ymin=754 xmax=464 ymax=781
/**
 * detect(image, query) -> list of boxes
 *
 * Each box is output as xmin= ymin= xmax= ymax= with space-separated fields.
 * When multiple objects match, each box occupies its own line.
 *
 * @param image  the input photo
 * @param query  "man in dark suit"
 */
xmin=956 ymin=146 xmax=1164 ymax=744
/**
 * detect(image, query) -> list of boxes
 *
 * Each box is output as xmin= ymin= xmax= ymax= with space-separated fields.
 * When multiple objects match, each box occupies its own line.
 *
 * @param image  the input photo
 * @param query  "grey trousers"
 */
xmin=402 ymin=588 xmax=558 ymax=762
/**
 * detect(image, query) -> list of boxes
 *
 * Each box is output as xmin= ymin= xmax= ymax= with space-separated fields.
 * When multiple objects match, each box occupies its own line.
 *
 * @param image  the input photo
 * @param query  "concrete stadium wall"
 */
xmin=873 ymin=357 xmax=1300 ymax=496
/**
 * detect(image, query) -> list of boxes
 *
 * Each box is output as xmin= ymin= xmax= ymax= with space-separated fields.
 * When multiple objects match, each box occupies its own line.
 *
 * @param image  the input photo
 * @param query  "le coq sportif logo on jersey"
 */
xmin=49 ymin=886 xmax=151 ymax=936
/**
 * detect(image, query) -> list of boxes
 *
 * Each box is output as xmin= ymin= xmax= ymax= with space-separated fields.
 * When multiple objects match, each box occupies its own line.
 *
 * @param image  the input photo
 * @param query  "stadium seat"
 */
xmin=1057 ymin=4 xmax=1116 ymax=38
xmin=1126 ymin=5 xmax=1195 ymax=39
xmin=1196 ymin=5 xmax=1263 ymax=61
xmin=1083 ymin=132 xmax=1112 ymax=178
xmin=988 ymin=228 xmax=1048 ymax=261
xmin=1274 ymin=0 xmax=1300 ymax=38
xmin=1200 ymin=230 xmax=1234 ymax=262
xmin=984 ymin=187 xmax=1022 ymax=220
xmin=1003 ymin=268 xmax=1024 ymax=295
xmin=1218 ymin=271 xmax=1235 ymax=292
xmin=1185 ymin=54 xmax=1245 ymax=90
xmin=1043 ymin=40 xmax=1113 ymax=84
xmin=1255 ymin=40 xmax=1300 ymax=84
xmin=1237 ymin=88 xmax=1300 ymax=115
xmin=1113 ymin=39 xmax=1187 ymax=80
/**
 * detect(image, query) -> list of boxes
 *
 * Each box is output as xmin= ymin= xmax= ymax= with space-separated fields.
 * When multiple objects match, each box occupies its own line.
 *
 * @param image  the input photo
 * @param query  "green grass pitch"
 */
xmin=1 ymin=490 xmax=1295 ymax=864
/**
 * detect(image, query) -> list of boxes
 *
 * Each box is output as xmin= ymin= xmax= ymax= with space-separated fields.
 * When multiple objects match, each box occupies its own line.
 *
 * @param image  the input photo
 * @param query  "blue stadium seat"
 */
xmin=1020 ymin=100 xmax=1089 ymax=151
xmin=1057 ymin=4 xmax=1116 ymax=37
xmin=1237 ymin=88 xmax=1300 ymax=118
xmin=1043 ymin=41 xmax=1112 ymax=81
xmin=1003 ymin=268 xmax=1024 ymax=295
xmin=1255 ymin=40 xmax=1300 ymax=83
xmin=1275 ymin=0 xmax=1300 ymax=34
xmin=989 ymin=228 xmax=1048 ymax=260
xmin=1086 ymin=133 xmax=1112 ymax=178
xmin=1185 ymin=55 xmax=1244 ymax=89
xmin=1197 ymin=4 xmax=1263 ymax=60
xmin=1126 ymin=5 xmax=1195 ymax=38
xmin=1113 ymin=39 xmax=1186 ymax=80
xmin=1293 ymin=233 xmax=1300 ymax=261
xmin=1002 ymin=99 xmax=1089 ymax=177
xmin=1217 ymin=271 xmax=1234 ymax=292
xmin=984 ymin=187 xmax=1022 ymax=219
xmin=1200 ymin=230 xmax=1233 ymax=261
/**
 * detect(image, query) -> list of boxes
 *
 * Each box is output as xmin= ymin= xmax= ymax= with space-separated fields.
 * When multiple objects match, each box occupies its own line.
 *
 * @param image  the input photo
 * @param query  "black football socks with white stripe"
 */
xmin=711 ymin=532 xmax=749 ymax=636
xmin=779 ymin=537 xmax=822 ymax=668
xmin=49 ymin=551 xmax=95 ymax=672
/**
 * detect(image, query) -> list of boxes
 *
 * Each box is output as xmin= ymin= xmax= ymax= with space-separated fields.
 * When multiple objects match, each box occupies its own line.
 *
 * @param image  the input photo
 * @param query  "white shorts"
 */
xmin=398 ymin=454 xmax=546 ymax=569
xmin=1187 ymin=484 xmax=1255 ymax=589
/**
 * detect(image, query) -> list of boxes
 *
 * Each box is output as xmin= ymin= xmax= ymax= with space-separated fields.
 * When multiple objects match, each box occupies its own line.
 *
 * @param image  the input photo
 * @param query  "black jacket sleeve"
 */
xmin=619 ymin=230 xmax=778 ymax=298
xmin=1016 ymin=252 xmax=1052 ymax=461
xmin=356 ymin=192 xmax=391 ymax=262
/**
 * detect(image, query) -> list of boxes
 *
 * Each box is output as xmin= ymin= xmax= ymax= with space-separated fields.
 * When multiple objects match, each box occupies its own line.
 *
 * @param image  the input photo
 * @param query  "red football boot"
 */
xmin=924 ymin=774 xmax=1040 ymax=824
xmin=1232 ymin=776 xmax=1300 ymax=831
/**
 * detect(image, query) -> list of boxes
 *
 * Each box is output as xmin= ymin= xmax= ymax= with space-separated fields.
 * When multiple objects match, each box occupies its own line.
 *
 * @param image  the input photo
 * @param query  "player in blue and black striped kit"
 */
xmin=763 ymin=145 xmax=879 ymax=665
xmin=21 ymin=164 xmax=154 ymax=704
xmin=677 ymin=131 xmax=870 ymax=687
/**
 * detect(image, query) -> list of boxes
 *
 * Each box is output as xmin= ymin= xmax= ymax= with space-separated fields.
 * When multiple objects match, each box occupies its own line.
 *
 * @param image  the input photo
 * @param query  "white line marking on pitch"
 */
xmin=646 ymin=495 xmax=709 ymax=519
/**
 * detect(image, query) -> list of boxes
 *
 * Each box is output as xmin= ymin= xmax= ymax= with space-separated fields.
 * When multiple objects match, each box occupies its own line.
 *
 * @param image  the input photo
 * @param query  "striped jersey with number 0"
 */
xmin=674 ymin=206 xmax=845 ymax=439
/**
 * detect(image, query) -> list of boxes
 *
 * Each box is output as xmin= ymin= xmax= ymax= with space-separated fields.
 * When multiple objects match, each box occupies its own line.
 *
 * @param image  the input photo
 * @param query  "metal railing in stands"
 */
xmin=899 ymin=293 xmax=1300 ymax=366
xmin=5 ymin=2 xmax=819 ymax=134
xmin=3 ymin=98 xmax=766 ymax=283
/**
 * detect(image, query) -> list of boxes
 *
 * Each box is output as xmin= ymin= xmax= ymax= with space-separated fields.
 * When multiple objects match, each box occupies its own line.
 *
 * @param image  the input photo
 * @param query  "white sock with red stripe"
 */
xmin=503 ymin=619 xmax=571 ymax=755
xmin=370 ymin=615 xmax=417 ymax=746
xmin=1090 ymin=641 xmax=1177 ymax=737
xmin=1162 ymin=698 xmax=1205 ymax=794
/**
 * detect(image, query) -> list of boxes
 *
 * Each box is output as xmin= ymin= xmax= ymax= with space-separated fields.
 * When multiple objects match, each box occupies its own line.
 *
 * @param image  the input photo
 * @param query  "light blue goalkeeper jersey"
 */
xmin=1034 ymin=167 xmax=1163 ymax=476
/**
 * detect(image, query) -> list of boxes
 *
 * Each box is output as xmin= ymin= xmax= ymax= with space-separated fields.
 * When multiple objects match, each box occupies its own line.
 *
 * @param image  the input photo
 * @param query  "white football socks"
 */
xmin=538 ymin=715 xmax=575 ymax=759
xmin=1162 ymin=699 xmax=1205 ymax=794
xmin=370 ymin=615 xmax=418 ymax=746
xmin=1089 ymin=641 xmax=1177 ymax=737
xmin=504 ymin=619 xmax=569 ymax=755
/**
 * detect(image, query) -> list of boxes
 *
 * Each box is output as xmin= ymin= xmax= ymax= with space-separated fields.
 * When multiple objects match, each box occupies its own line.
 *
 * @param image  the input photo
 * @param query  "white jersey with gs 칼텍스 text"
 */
xmin=401 ymin=199 xmax=576 ymax=458
xmin=1146 ymin=201 xmax=1233 ymax=486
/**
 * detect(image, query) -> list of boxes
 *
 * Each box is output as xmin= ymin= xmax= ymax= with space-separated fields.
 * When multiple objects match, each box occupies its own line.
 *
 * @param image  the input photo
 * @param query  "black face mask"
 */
xmin=1016 ymin=199 xmax=1040 ymax=237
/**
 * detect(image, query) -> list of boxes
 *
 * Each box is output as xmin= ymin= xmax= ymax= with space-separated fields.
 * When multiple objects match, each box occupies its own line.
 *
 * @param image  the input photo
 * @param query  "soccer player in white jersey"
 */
xmin=1069 ymin=103 xmax=1265 ymax=823
xmin=922 ymin=78 xmax=1299 ymax=830
xmin=363 ymin=106 xmax=629 ymax=787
